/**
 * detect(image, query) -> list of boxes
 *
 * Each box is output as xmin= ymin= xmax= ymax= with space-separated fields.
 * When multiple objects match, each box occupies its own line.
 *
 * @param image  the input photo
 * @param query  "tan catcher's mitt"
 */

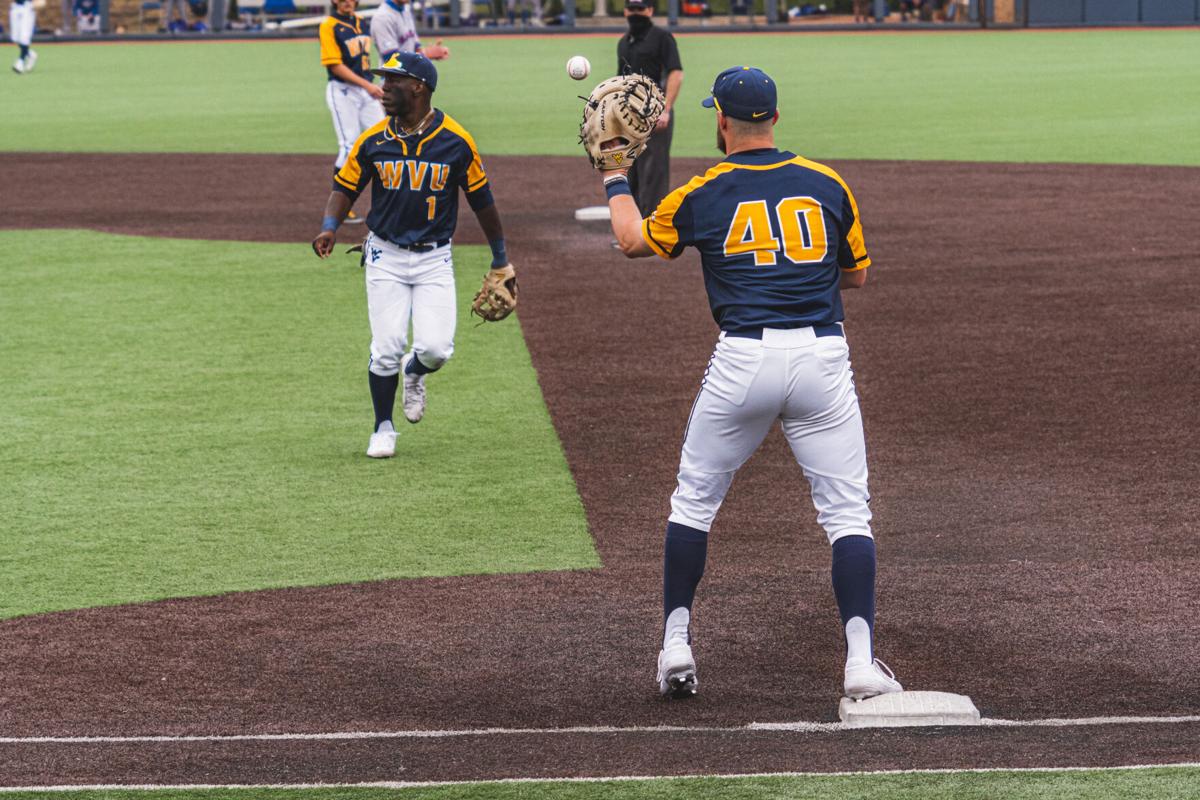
xmin=471 ymin=264 xmax=519 ymax=322
xmin=579 ymin=74 xmax=666 ymax=171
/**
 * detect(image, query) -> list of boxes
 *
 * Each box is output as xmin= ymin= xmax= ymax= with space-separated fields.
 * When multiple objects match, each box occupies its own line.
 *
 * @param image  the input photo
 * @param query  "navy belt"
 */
xmin=396 ymin=238 xmax=451 ymax=253
xmin=725 ymin=323 xmax=844 ymax=340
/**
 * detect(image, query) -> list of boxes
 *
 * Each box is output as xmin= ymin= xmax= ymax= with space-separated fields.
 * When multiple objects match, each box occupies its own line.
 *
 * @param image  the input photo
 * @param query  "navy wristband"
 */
xmin=604 ymin=176 xmax=633 ymax=200
xmin=321 ymin=215 xmax=338 ymax=233
xmin=489 ymin=238 xmax=508 ymax=267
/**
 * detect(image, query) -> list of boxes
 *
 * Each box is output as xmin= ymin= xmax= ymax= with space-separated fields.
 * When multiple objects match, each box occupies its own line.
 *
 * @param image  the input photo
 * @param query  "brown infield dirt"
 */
xmin=0 ymin=152 xmax=1198 ymax=786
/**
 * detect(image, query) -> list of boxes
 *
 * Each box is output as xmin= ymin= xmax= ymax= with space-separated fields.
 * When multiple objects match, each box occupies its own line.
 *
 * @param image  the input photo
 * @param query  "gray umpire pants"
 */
xmin=629 ymin=114 xmax=674 ymax=218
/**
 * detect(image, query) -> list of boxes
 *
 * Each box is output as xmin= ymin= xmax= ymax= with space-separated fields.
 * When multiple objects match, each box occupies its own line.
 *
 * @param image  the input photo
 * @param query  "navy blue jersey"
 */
xmin=333 ymin=110 xmax=492 ymax=246
xmin=319 ymin=12 xmax=373 ymax=84
xmin=643 ymin=148 xmax=871 ymax=334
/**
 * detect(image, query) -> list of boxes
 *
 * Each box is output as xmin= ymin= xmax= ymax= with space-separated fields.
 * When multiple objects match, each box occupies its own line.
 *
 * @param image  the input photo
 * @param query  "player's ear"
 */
xmin=772 ymin=110 xmax=780 ymax=125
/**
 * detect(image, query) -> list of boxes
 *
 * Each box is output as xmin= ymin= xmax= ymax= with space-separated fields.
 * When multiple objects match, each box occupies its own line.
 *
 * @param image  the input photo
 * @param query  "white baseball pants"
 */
xmin=9 ymin=2 xmax=35 ymax=46
xmin=326 ymin=81 xmax=385 ymax=169
xmin=363 ymin=235 xmax=456 ymax=377
xmin=669 ymin=327 xmax=873 ymax=544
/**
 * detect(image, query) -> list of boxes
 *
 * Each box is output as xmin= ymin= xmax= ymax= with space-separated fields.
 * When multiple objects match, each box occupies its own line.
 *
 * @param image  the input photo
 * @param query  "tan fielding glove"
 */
xmin=579 ymin=74 xmax=666 ymax=171
xmin=471 ymin=264 xmax=519 ymax=322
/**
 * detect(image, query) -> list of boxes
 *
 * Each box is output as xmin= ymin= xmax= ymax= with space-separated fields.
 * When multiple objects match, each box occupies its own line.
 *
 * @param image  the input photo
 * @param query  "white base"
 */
xmin=839 ymin=690 xmax=981 ymax=728
xmin=574 ymin=205 xmax=611 ymax=222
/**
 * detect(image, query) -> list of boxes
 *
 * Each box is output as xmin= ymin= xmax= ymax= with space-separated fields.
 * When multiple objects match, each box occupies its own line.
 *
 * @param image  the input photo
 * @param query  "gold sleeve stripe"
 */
xmin=440 ymin=113 xmax=489 ymax=191
xmin=641 ymin=218 xmax=674 ymax=260
xmin=791 ymin=156 xmax=870 ymax=265
xmin=466 ymin=176 xmax=489 ymax=192
xmin=319 ymin=18 xmax=342 ymax=65
xmin=335 ymin=119 xmax=387 ymax=189
xmin=641 ymin=162 xmax=739 ymax=260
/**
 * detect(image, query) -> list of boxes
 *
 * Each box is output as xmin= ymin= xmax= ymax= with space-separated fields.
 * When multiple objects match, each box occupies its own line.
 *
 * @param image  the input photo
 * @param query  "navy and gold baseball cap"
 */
xmin=371 ymin=51 xmax=438 ymax=92
xmin=701 ymin=65 xmax=777 ymax=121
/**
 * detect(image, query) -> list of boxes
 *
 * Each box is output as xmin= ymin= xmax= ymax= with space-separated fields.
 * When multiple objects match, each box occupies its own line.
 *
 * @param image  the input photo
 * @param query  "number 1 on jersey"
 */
xmin=724 ymin=196 xmax=828 ymax=266
xmin=426 ymin=195 xmax=437 ymax=221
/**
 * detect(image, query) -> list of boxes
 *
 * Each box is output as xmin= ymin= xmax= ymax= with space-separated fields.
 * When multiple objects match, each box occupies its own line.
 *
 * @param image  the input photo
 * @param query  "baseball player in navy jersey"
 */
xmin=321 ymin=0 xmax=385 ymax=223
xmin=370 ymin=0 xmax=449 ymax=64
xmin=311 ymin=52 xmax=514 ymax=459
xmin=601 ymin=66 xmax=903 ymax=701
xmin=9 ymin=0 xmax=37 ymax=75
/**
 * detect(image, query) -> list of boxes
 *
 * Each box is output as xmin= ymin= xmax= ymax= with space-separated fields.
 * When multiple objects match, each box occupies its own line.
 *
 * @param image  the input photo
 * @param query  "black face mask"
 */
xmin=628 ymin=14 xmax=652 ymax=33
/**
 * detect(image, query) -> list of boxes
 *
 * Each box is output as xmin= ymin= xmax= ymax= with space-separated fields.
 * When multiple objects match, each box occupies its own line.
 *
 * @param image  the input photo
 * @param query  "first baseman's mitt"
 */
xmin=471 ymin=264 xmax=519 ymax=322
xmin=579 ymin=74 xmax=666 ymax=171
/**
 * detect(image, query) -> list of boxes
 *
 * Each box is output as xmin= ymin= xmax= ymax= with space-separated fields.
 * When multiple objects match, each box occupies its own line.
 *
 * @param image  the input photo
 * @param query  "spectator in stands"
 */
xmin=506 ymin=0 xmax=542 ymax=25
xmin=163 ymin=0 xmax=187 ymax=30
xmin=898 ymin=0 xmax=922 ymax=21
xmin=852 ymin=0 xmax=869 ymax=22
xmin=945 ymin=0 xmax=969 ymax=22
xmin=187 ymin=0 xmax=208 ymax=30
xmin=74 ymin=0 xmax=100 ymax=32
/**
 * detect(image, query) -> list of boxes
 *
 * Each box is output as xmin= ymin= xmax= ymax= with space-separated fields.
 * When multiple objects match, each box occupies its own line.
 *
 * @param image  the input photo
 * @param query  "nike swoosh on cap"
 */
xmin=752 ymin=111 xmax=769 ymax=118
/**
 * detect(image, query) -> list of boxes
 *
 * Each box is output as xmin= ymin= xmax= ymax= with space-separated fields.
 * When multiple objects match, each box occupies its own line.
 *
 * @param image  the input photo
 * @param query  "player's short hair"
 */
xmin=725 ymin=116 xmax=773 ymax=136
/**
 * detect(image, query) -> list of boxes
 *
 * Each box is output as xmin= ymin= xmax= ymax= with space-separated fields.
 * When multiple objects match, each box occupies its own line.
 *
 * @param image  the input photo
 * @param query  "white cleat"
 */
xmin=12 ymin=58 xmax=25 ymax=74
xmin=23 ymin=50 xmax=36 ymax=72
xmin=844 ymin=657 xmax=903 ymax=700
xmin=656 ymin=638 xmax=698 ymax=698
xmin=366 ymin=425 xmax=397 ymax=458
xmin=400 ymin=352 xmax=426 ymax=424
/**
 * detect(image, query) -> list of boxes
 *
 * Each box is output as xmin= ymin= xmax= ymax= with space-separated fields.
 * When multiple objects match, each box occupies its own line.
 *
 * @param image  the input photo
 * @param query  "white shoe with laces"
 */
xmin=23 ymin=50 xmax=36 ymax=72
xmin=656 ymin=637 xmax=698 ymax=698
xmin=12 ymin=58 xmax=25 ymax=74
xmin=400 ymin=352 xmax=426 ymax=423
xmin=843 ymin=657 xmax=902 ymax=700
xmin=366 ymin=422 xmax=396 ymax=458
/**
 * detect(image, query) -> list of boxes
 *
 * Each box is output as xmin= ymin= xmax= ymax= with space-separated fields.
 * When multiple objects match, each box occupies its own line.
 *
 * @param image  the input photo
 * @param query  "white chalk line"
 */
xmin=1 ymin=714 xmax=1198 ymax=745
xmin=1 ymin=762 xmax=1199 ymax=793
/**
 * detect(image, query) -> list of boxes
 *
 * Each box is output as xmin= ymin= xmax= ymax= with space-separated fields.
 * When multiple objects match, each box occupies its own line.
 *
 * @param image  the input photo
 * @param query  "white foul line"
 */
xmin=0 ymin=763 xmax=1198 ymax=793
xmin=0 ymin=715 xmax=1198 ymax=745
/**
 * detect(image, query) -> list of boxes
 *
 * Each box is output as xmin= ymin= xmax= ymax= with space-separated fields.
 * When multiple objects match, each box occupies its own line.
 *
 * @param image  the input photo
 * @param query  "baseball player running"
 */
xmin=370 ymin=0 xmax=449 ymax=64
xmin=9 ymin=0 xmax=37 ymax=74
xmin=600 ymin=66 xmax=902 ymax=700
xmin=311 ymin=52 xmax=514 ymax=459
xmin=320 ymin=0 xmax=384 ymax=223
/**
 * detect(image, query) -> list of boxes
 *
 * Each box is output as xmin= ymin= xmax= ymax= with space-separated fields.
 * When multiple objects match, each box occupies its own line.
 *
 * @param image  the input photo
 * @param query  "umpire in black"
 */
xmin=617 ymin=0 xmax=684 ymax=217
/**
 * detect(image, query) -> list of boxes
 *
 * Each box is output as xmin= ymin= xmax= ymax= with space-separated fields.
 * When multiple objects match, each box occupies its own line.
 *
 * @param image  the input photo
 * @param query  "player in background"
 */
xmin=321 ymin=0 xmax=384 ymax=223
xmin=600 ymin=66 xmax=903 ymax=701
xmin=9 ymin=0 xmax=37 ymax=74
xmin=311 ymin=53 xmax=514 ymax=459
xmin=370 ymin=0 xmax=449 ymax=64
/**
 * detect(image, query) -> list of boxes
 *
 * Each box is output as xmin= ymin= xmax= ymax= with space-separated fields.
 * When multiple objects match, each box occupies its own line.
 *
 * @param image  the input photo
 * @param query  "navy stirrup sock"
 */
xmin=663 ymin=521 xmax=708 ymax=639
xmin=368 ymin=371 xmax=399 ymax=431
xmin=405 ymin=354 xmax=435 ymax=376
xmin=831 ymin=534 xmax=877 ymax=630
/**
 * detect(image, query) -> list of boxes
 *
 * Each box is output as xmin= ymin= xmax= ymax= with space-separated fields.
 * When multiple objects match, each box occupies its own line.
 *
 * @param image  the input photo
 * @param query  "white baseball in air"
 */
xmin=566 ymin=56 xmax=591 ymax=81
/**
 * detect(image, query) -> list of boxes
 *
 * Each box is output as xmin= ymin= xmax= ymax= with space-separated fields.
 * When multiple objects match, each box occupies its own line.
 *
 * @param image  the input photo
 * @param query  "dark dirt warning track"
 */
xmin=0 ymin=153 xmax=1198 ymax=785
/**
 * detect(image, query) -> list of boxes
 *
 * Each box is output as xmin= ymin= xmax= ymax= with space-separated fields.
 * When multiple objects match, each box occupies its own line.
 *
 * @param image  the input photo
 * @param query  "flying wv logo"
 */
xmin=374 ymin=160 xmax=450 ymax=192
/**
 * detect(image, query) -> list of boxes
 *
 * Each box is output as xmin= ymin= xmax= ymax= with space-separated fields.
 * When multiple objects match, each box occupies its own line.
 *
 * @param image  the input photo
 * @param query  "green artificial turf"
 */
xmin=0 ymin=230 xmax=597 ymax=619
xmin=2 ymin=30 xmax=1197 ymax=164
xmin=5 ymin=767 xmax=1200 ymax=799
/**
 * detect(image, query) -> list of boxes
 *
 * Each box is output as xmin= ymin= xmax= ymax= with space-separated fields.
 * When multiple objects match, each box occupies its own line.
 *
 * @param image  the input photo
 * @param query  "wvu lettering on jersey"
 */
xmin=333 ymin=110 xmax=493 ymax=247
xmin=373 ymin=160 xmax=450 ymax=192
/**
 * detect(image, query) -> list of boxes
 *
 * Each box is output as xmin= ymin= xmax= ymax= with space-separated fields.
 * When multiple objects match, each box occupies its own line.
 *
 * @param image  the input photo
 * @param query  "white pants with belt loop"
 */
xmin=363 ymin=235 xmax=456 ymax=377
xmin=669 ymin=326 xmax=873 ymax=544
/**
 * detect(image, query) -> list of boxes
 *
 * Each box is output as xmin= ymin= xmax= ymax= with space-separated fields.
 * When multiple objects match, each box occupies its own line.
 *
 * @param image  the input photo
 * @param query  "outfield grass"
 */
xmin=5 ymin=767 xmax=1200 ymax=799
xmin=0 ymin=230 xmax=598 ymax=619
xmin=2 ymin=30 xmax=1197 ymax=164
